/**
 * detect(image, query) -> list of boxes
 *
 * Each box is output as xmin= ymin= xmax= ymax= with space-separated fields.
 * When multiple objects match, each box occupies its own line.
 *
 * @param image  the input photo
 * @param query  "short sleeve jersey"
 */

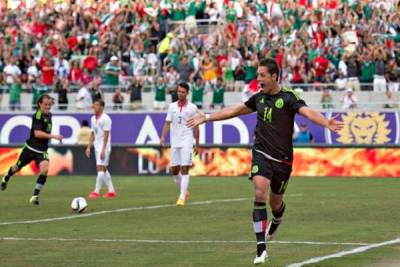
xmin=26 ymin=110 xmax=52 ymax=152
xmin=165 ymin=101 xmax=198 ymax=148
xmin=245 ymin=87 xmax=307 ymax=161
xmin=90 ymin=113 xmax=112 ymax=151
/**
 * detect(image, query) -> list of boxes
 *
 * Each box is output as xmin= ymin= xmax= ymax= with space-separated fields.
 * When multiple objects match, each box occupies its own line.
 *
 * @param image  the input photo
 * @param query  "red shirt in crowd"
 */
xmin=314 ymin=56 xmax=329 ymax=77
xmin=40 ymin=58 xmax=55 ymax=85
xmin=69 ymin=66 xmax=82 ymax=84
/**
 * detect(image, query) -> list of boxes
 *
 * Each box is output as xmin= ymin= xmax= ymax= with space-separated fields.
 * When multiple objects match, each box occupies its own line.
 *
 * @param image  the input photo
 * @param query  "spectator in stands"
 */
xmin=112 ymin=88 xmax=124 ymax=110
xmin=9 ymin=76 xmax=22 ymax=111
xmin=77 ymin=120 xmax=91 ymax=145
xmin=294 ymin=123 xmax=314 ymax=144
xmin=346 ymin=54 xmax=361 ymax=92
xmin=55 ymin=54 xmax=70 ymax=80
xmin=360 ymin=50 xmax=375 ymax=91
xmin=127 ymin=76 xmax=143 ymax=110
xmin=69 ymin=60 xmax=82 ymax=85
xmin=154 ymin=77 xmax=167 ymax=110
xmin=335 ymin=71 xmax=347 ymax=91
xmin=76 ymin=81 xmax=92 ymax=111
xmin=90 ymin=76 xmax=103 ymax=103
xmin=31 ymin=78 xmax=50 ymax=110
xmin=341 ymin=88 xmax=358 ymax=110
xmin=191 ymin=76 xmax=205 ymax=109
xmin=373 ymin=45 xmax=388 ymax=92
xmin=383 ymin=90 xmax=399 ymax=109
xmin=210 ymin=77 xmax=225 ymax=109
xmin=386 ymin=58 xmax=399 ymax=92
xmin=321 ymin=89 xmax=334 ymax=109
xmin=41 ymin=56 xmax=55 ymax=87
xmin=104 ymin=56 xmax=121 ymax=87
xmin=176 ymin=54 xmax=195 ymax=83
xmin=54 ymin=78 xmax=69 ymax=110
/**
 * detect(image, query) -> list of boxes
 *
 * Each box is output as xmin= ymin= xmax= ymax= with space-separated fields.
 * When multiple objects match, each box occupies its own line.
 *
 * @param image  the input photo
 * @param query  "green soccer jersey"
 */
xmin=9 ymin=83 xmax=22 ymax=102
xmin=155 ymin=84 xmax=166 ymax=102
xmin=104 ymin=64 xmax=120 ymax=85
xmin=32 ymin=83 xmax=49 ymax=105
xmin=191 ymin=83 xmax=204 ymax=105
xmin=212 ymin=86 xmax=225 ymax=105
xmin=361 ymin=62 xmax=375 ymax=82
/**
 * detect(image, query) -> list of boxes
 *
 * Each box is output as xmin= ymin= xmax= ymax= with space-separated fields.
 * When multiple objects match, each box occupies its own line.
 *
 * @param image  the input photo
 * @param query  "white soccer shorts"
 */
xmin=94 ymin=149 xmax=111 ymax=166
xmin=170 ymin=147 xmax=193 ymax=167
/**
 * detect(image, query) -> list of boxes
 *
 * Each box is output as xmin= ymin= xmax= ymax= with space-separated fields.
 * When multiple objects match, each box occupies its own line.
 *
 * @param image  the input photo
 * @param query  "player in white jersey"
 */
xmin=86 ymin=100 xmax=116 ymax=199
xmin=160 ymin=82 xmax=200 ymax=207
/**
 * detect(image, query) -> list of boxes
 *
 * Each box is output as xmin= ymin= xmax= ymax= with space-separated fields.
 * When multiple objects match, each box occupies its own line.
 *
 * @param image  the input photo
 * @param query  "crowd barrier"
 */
xmin=0 ymin=145 xmax=399 ymax=177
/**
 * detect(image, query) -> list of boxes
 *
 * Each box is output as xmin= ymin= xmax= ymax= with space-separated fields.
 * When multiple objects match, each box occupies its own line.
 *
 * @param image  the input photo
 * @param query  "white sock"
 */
xmin=95 ymin=171 xmax=105 ymax=193
xmin=179 ymin=174 xmax=190 ymax=200
xmin=173 ymin=174 xmax=181 ymax=187
xmin=104 ymin=170 xmax=115 ymax=193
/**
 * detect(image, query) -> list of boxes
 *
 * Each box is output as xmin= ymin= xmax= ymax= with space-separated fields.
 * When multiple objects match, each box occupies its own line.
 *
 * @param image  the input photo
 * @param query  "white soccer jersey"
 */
xmin=91 ymin=113 xmax=112 ymax=152
xmin=166 ymin=101 xmax=198 ymax=148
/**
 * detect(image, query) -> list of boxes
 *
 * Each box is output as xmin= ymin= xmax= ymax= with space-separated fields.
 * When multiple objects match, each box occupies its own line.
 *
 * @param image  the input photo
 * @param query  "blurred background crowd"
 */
xmin=0 ymin=0 xmax=399 ymax=111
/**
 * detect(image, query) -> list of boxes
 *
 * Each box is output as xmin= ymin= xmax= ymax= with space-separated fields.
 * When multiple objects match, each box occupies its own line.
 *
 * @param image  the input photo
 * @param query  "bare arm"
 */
xmin=102 ymin=131 xmax=109 ymax=152
xmin=85 ymin=131 xmax=94 ymax=158
xmin=160 ymin=121 xmax=171 ymax=146
xmin=193 ymin=125 xmax=199 ymax=146
xmin=34 ymin=130 xmax=63 ymax=141
xmin=298 ymin=106 xmax=343 ymax=132
xmin=187 ymin=103 xmax=254 ymax=128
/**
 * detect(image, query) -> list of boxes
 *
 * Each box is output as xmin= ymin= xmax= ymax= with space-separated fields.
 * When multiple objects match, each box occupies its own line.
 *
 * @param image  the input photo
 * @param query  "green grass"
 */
xmin=0 ymin=176 xmax=399 ymax=267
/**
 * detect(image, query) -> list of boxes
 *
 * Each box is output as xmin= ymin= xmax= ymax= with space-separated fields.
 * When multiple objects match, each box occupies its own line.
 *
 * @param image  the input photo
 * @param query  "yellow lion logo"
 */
xmin=337 ymin=112 xmax=391 ymax=144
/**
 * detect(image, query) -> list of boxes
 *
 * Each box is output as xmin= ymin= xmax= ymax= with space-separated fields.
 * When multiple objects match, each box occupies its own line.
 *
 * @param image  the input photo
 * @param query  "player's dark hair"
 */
xmin=95 ymin=99 xmax=105 ymax=107
xmin=259 ymin=58 xmax=281 ymax=82
xmin=178 ymin=82 xmax=190 ymax=92
xmin=82 ymin=120 xmax=89 ymax=127
xmin=37 ymin=94 xmax=53 ymax=107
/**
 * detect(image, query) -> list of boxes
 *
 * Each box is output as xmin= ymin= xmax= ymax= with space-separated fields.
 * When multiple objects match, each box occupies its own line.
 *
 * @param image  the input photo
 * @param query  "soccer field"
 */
xmin=0 ymin=176 xmax=399 ymax=267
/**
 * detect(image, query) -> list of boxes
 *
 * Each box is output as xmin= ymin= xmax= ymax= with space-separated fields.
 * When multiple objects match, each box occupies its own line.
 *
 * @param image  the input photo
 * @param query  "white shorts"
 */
xmin=154 ymin=101 xmax=166 ymax=110
xmin=95 ymin=149 xmax=111 ymax=166
xmin=170 ymin=147 xmax=193 ymax=167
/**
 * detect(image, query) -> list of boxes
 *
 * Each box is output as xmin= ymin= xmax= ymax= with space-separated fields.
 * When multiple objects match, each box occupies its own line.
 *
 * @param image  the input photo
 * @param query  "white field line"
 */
xmin=0 ymin=194 xmax=303 ymax=226
xmin=0 ymin=198 xmax=248 ymax=226
xmin=0 ymin=237 xmax=369 ymax=246
xmin=287 ymin=237 xmax=400 ymax=267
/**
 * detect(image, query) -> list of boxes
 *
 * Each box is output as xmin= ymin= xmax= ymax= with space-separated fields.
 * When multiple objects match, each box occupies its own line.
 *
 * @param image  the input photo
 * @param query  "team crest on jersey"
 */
xmin=336 ymin=112 xmax=391 ymax=144
xmin=259 ymin=98 xmax=264 ymax=104
xmin=275 ymin=98 xmax=284 ymax=109
xmin=251 ymin=165 xmax=259 ymax=174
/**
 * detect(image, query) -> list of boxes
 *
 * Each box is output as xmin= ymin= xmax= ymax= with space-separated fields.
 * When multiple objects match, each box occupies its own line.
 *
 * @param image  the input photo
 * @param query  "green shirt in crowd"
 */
xmin=191 ymin=83 xmax=204 ymax=105
xmin=104 ymin=63 xmax=120 ymax=85
xmin=155 ymin=84 xmax=167 ymax=102
xmin=361 ymin=62 xmax=375 ymax=82
xmin=9 ymin=83 xmax=22 ymax=102
xmin=212 ymin=86 xmax=225 ymax=105
xmin=32 ymin=83 xmax=49 ymax=105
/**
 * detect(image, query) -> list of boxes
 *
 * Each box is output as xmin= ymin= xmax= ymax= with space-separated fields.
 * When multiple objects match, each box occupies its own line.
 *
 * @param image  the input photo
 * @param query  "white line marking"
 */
xmin=0 ymin=198 xmax=248 ymax=226
xmin=0 ymin=237 xmax=369 ymax=246
xmin=0 ymin=194 xmax=303 ymax=226
xmin=287 ymin=237 xmax=400 ymax=267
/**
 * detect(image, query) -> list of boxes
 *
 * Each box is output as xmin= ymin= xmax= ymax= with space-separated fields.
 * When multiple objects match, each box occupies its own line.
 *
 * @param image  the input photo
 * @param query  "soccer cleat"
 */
xmin=1 ymin=176 xmax=7 ymax=191
xmin=88 ymin=191 xmax=100 ymax=199
xmin=253 ymin=250 xmax=268 ymax=265
xmin=103 ymin=192 xmax=116 ymax=198
xmin=29 ymin=195 xmax=39 ymax=205
xmin=176 ymin=198 xmax=185 ymax=207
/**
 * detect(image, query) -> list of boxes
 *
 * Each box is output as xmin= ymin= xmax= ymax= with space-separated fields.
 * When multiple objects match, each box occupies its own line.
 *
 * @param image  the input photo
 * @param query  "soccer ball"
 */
xmin=71 ymin=197 xmax=88 ymax=213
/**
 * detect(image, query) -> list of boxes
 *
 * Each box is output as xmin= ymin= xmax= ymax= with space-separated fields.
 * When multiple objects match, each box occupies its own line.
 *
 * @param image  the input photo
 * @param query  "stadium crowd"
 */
xmin=0 ymin=0 xmax=399 ymax=110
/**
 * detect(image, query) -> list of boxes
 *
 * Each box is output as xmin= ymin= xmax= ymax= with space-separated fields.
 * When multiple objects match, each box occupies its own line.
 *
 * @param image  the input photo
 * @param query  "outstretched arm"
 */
xmin=187 ymin=103 xmax=253 ymax=128
xmin=298 ymin=106 xmax=343 ymax=132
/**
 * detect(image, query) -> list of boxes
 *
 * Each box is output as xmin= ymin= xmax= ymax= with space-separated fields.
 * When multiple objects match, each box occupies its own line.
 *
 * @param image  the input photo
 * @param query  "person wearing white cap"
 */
xmin=104 ymin=56 xmax=120 ymax=86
